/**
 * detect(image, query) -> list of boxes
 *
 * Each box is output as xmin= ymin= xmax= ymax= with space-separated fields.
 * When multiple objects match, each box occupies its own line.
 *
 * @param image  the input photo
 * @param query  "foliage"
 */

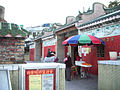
xmin=108 ymin=0 xmax=120 ymax=8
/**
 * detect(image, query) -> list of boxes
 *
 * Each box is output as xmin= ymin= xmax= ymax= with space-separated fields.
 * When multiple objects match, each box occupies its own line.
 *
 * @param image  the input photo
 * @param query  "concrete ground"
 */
xmin=65 ymin=75 xmax=98 ymax=90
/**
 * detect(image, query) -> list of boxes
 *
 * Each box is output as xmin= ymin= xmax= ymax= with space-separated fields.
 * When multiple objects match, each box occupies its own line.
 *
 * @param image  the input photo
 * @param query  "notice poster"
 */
xmin=42 ymin=74 xmax=54 ymax=90
xmin=25 ymin=69 xmax=56 ymax=90
xmin=78 ymin=46 xmax=82 ymax=57
xmin=82 ymin=48 xmax=91 ymax=55
xmin=29 ymin=75 xmax=41 ymax=90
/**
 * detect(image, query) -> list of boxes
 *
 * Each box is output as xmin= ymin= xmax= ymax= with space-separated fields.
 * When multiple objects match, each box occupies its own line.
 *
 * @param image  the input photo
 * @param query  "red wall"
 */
xmin=30 ymin=48 xmax=35 ymax=61
xmin=82 ymin=35 xmax=120 ymax=75
xmin=44 ymin=45 xmax=56 ymax=57
xmin=103 ymin=35 xmax=120 ymax=56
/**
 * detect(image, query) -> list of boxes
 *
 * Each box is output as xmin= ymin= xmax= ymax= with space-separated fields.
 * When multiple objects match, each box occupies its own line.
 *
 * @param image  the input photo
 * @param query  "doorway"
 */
xmin=71 ymin=46 xmax=78 ymax=65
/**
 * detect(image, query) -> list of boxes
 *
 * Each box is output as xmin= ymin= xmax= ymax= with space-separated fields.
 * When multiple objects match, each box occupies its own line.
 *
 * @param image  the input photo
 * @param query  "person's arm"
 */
xmin=64 ymin=57 xmax=68 ymax=62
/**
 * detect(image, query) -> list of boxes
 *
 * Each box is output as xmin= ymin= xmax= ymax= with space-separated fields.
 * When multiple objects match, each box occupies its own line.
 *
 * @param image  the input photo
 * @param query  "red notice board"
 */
xmin=25 ymin=69 xmax=56 ymax=90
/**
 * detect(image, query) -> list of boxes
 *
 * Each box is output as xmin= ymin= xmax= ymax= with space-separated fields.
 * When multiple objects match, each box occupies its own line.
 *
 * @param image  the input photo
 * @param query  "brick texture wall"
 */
xmin=0 ymin=37 xmax=25 ymax=63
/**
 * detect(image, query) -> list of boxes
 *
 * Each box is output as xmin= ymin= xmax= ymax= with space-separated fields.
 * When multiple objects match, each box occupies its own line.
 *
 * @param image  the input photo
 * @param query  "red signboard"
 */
xmin=25 ymin=69 xmax=56 ymax=90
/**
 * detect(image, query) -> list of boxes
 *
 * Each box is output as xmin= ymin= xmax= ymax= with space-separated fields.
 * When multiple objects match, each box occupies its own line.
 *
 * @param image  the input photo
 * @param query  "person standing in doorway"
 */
xmin=76 ymin=53 xmax=82 ymax=76
xmin=47 ymin=48 xmax=52 ymax=57
xmin=64 ymin=52 xmax=72 ymax=81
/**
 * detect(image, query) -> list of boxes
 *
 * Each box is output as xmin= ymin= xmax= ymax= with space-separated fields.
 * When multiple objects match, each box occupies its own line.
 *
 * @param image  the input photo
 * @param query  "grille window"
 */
xmin=97 ymin=45 xmax=105 ymax=57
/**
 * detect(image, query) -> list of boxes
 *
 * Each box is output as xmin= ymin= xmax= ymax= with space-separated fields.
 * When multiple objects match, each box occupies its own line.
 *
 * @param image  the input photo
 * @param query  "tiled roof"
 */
xmin=0 ymin=22 xmax=29 ymax=37
xmin=55 ymin=21 xmax=76 ymax=32
xmin=78 ymin=10 xmax=120 ymax=28
xmin=41 ymin=31 xmax=54 ymax=38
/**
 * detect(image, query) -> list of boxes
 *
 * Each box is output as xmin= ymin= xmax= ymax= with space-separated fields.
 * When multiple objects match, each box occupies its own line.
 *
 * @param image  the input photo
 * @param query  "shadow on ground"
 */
xmin=65 ymin=75 xmax=98 ymax=90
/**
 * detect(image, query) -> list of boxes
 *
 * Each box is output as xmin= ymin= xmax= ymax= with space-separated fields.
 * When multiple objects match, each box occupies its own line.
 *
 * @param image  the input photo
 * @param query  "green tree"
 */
xmin=108 ymin=0 xmax=120 ymax=8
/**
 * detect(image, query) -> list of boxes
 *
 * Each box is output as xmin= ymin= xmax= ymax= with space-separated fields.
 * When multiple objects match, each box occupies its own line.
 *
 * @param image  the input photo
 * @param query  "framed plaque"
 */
xmin=25 ymin=69 xmax=56 ymax=90
xmin=19 ymin=64 xmax=59 ymax=90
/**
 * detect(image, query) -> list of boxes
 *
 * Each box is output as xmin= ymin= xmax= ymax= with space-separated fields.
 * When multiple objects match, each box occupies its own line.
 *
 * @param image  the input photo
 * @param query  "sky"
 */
xmin=0 ymin=0 xmax=115 ymax=28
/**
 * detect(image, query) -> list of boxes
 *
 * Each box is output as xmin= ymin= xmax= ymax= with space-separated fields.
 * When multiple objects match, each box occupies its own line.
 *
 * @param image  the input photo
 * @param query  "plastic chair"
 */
xmin=71 ymin=66 xmax=78 ymax=80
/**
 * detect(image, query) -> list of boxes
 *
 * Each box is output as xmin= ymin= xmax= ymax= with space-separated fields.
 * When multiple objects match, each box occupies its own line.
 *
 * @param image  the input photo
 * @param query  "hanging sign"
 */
xmin=78 ymin=46 xmax=82 ymax=57
xmin=82 ymin=47 xmax=91 ymax=56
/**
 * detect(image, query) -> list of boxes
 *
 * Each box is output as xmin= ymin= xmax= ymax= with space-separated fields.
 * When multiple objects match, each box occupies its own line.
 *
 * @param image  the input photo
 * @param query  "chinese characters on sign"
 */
xmin=25 ymin=69 xmax=56 ymax=90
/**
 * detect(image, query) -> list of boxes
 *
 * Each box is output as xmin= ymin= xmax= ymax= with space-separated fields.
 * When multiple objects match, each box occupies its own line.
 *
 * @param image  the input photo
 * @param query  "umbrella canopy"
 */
xmin=62 ymin=34 xmax=105 ymax=45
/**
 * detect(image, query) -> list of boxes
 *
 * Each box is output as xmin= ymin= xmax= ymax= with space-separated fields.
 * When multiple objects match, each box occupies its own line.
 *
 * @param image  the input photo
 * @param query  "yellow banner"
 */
xmin=29 ymin=75 xmax=41 ymax=90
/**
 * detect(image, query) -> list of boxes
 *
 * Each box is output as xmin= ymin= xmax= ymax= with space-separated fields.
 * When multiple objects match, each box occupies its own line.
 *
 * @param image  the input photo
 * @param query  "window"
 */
xmin=97 ymin=45 xmax=105 ymax=57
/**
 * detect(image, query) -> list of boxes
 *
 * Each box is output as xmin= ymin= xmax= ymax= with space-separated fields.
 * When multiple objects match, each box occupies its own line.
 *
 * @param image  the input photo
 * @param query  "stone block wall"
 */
xmin=9 ymin=70 xmax=19 ymax=90
xmin=59 ymin=68 xmax=65 ymax=90
xmin=0 ymin=37 xmax=25 ymax=63
xmin=98 ymin=64 xmax=120 ymax=90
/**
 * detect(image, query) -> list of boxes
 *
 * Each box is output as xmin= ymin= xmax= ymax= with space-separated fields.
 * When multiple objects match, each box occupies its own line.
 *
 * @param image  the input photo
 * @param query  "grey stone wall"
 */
xmin=9 ymin=70 xmax=19 ymax=90
xmin=98 ymin=64 xmax=120 ymax=90
xmin=35 ymin=41 xmax=41 ymax=61
xmin=59 ymin=68 xmax=65 ymax=90
xmin=57 ymin=35 xmax=65 ymax=63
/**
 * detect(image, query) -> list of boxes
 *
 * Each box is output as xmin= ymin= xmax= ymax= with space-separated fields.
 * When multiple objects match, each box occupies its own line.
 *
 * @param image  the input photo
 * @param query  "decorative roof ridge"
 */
xmin=46 ymin=23 xmax=63 ymax=31
xmin=78 ymin=10 xmax=120 ymax=27
xmin=32 ymin=23 xmax=63 ymax=40
xmin=65 ymin=16 xmax=76 ymax=23
xmin=105 ymin=5 xmax=120 ymax=14
xmin=34 ymin=32 xmax=54 ymax=41
xmin=53 ymin=22 xmax=63 ymax=26
xmin=82 ymin=2 xmax=106 ymax=15
xmin=54 ymin=20 xmax=77 ymax=32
